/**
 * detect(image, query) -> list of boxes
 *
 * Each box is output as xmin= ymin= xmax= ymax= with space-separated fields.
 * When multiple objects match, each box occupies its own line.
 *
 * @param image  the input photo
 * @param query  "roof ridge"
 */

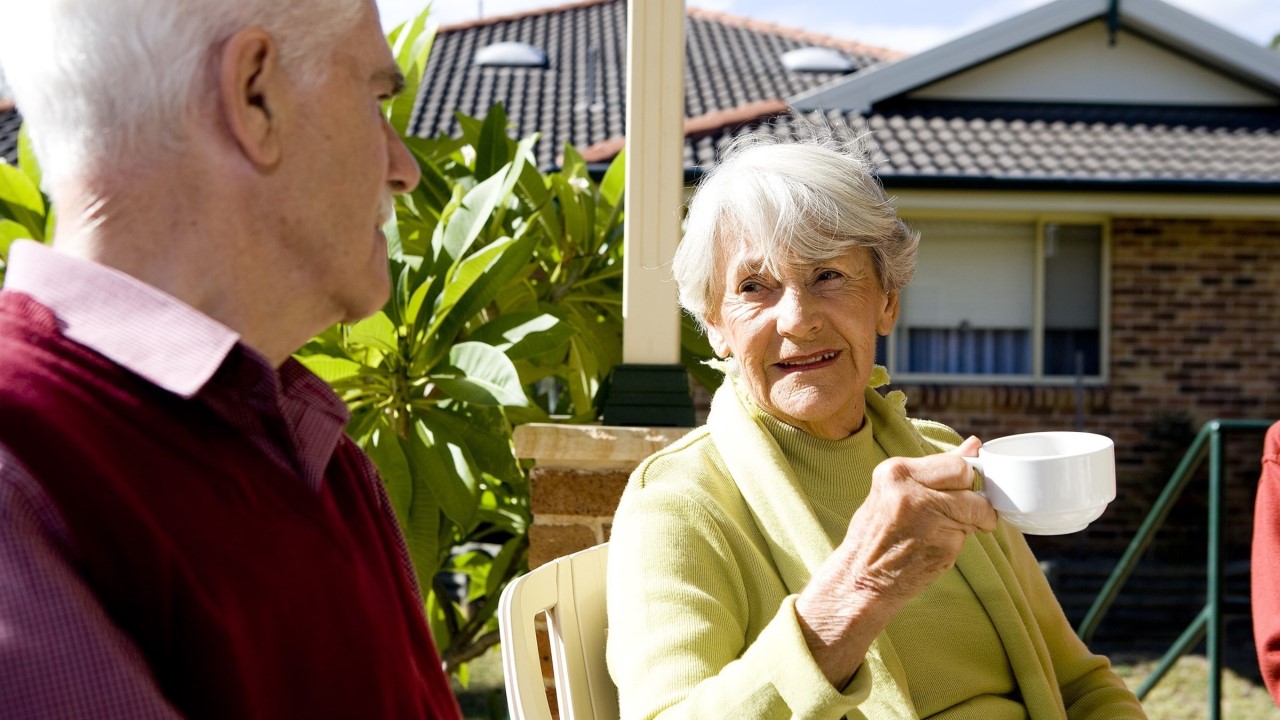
xmin=686 ymin=6 xmax=905 ymax=60
xmin=577 ymin=98 xmax=790 ymax=163
xmin=436 ymin=0 xmax=617 ymax=34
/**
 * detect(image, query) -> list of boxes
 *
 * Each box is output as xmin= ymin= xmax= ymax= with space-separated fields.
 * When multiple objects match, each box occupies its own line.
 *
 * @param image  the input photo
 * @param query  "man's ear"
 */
xmin=218 ymin=27 xmax=284 ymax=168
xmin=876 ymin=290 xmax=900 ymax=337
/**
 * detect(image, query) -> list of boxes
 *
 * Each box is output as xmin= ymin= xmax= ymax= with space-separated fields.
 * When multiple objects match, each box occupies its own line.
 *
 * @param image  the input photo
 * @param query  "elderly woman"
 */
xmin=605 ymin=139 xmax=1145 ymax=720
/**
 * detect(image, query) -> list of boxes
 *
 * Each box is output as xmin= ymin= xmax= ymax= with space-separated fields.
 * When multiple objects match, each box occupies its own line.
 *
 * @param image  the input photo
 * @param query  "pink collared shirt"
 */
xmin=0 ymin=241 xmax=402 ymax=718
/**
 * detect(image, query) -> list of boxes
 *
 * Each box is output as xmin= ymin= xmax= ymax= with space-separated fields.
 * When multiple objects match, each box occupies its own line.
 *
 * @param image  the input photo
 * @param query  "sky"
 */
xmin=376 ymin=0 xmax=1280 ymax=53
xmin=1 ymin=0 xmax=1274 ymax=102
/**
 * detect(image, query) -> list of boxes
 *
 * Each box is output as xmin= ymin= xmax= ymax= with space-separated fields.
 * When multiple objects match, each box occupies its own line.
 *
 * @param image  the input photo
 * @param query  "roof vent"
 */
xmin=474 ymin=41 xmax=548 ymax=68
xmin=781 ymin=47 xmax=854 ymax=73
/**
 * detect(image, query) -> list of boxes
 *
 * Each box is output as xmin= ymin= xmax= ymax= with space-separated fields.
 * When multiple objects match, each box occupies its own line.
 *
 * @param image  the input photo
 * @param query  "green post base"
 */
xmin=600 ymin=363 xmax=695 ymax=427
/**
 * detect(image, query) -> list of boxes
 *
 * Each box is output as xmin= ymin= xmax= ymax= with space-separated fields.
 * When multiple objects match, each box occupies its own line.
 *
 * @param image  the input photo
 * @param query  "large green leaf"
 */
xmin=0 ymin=163 xmax=45 ymax=237
xmin=468 ymin=311 xmax=574 ymax=360
xmin=0 ymin=220 xmax=34 ymax=262
xmin=431 ymin=342 xmax=527 ymax=407
xmin=485 ymin=534 xmax=527 ymax=597
xmin=424 ymin=232 xmax=537 ymax=369
xmin=438 ymin=170 xmax=509 ymax=264
xmin=515 ymin=159 xmax=559 ymax=243
xmin=402 ymin=428 xmax=444 ymax=593
xmin=409 ymin=147 xmax=455 ymax=214
xmin=0 ymin=161 xmax=43 ymax=215
xmin=436 ymin=234 xmax=521 ymax=316
xmin=599 ymin=149 xmax=626 ymax=207
xmin=409 ymin=417 xmax=479 ymax=528
xmin=426 ymin=405 xmax=521 ymax=483
xmin=17 ymin=125 xmax=41 ymax=191
xmin=475 ymin=104 xmax=513 ymax=181
xmin=295 ymin=355 xmax=364 ymax=384
xmin=346 ymin=312 xmax=398 ymax=354
xmin=366 ymin=424 xmax=414 ymax=530
xmin=386 ymin=8 xmax=436 ymax=136
xmin=551 ymin=174 xmax=590 ymax=255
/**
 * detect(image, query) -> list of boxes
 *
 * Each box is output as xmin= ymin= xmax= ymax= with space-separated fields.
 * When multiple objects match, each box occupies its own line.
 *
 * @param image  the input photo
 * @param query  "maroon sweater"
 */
xmin=0 ymin=293 xmax=461 ymax=719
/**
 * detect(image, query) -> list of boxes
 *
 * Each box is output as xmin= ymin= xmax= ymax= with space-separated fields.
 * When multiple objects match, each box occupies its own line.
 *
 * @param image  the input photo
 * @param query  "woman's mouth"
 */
xmin=774 ymin=350 xmax=839 ymax=371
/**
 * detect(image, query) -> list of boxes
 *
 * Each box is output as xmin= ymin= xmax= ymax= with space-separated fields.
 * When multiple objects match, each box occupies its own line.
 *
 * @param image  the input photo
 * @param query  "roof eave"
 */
xmin=790 ymin=0 xmax=1110 ymax=112
xmin=789 ymin=0 xmax=1280 ymax=113
xmin=879 ymin=175 xmax=1280 ymax=194
xmin=1119 ymin=0 xmax=1280 ymax=96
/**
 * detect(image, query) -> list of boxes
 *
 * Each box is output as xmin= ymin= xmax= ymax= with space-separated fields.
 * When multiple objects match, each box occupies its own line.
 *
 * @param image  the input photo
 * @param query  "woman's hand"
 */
xmin=795 ymin=437 xmax=998 ymax=687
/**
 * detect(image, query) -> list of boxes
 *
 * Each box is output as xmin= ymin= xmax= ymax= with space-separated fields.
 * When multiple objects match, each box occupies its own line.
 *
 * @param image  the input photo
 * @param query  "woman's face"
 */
xmin=706 ymin=240 xmax=899 ymax=441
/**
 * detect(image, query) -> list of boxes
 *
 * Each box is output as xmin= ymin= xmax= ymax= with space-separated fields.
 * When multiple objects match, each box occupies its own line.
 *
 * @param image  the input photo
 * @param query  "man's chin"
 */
xmin=337 ymin=275 xmax=393 ymax=325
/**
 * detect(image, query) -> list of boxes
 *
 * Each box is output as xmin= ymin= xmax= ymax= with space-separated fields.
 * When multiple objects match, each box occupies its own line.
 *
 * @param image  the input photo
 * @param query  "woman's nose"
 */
xmin=775 ymin=287 xmax=820 ymax=338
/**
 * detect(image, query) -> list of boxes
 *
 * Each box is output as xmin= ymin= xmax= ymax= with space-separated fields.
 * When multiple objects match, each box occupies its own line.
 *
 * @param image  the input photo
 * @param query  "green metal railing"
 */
xmin=1076 ymin=419 xmax=1275 ymax=720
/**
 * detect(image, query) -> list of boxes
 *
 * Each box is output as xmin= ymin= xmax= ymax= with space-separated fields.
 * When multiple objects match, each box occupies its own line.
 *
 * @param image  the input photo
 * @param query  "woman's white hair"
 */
xmin=0 ymin=0 xmax=366 ymax=190
xmin=673 ymin=132 xmax=919 ymax=330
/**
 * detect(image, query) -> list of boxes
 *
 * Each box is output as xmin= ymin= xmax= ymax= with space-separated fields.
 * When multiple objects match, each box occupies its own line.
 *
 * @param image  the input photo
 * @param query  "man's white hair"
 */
xmin=0 ymin=0 xmax=366 ymax=190
xmin=673 ymin=133 xmax=920 ymax=330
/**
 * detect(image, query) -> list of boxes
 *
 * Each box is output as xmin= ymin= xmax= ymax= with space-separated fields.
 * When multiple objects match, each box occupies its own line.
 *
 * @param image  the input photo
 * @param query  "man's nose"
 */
xmin=386 ymin=120 xmax=421 ymax=194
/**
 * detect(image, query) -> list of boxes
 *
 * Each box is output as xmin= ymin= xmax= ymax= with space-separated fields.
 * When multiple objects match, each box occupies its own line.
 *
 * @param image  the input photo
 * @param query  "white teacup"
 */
xmin=962 ymin=431 xmax=1116 ymax=535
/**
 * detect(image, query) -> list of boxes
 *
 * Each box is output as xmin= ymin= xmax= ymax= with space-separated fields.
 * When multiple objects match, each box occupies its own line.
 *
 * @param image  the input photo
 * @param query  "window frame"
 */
xmin=885 ymin=212 xmax=1112 ymax=386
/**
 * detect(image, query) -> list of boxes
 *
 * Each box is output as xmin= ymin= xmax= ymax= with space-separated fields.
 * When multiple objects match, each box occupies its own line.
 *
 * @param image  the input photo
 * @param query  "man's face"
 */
xmin=279 ymin=0 xmax=420 ymax=325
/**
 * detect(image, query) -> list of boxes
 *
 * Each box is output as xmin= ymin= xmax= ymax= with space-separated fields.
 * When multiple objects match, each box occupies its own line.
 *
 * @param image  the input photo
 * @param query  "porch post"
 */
xmin=604 ymin=0 xmax=694 ymax=426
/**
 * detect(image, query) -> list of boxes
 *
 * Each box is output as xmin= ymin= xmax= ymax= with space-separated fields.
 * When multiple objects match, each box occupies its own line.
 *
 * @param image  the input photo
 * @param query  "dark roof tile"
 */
xmin=412 ymin=0 xmax=893 ymax=168
xmin=677 ymin=101 xmax=1280 ymax=187
xmin=0 ymin=105 xmax=21 ymax=165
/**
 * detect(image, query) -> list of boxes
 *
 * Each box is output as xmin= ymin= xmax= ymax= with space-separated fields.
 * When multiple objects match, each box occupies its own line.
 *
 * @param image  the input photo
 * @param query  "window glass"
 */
xmin=890 ymin=219 xmax=1104 ymax=382
xmin=1043 ymin=224 xmax=1102 ymax=376
xmin=897 ymin=221 xmax=1035 ymax=375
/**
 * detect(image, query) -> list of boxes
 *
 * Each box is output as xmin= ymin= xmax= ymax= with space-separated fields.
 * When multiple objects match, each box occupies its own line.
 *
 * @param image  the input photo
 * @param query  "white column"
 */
xmin=622 ymin=0 xmax=685 ymax=364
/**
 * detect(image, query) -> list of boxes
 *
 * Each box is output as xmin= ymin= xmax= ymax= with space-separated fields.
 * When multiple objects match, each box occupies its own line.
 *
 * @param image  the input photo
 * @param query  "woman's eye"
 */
xmin=738 ymin=280 xmax=764 ymax=294
xmin=815 ymin=270 xmax=843 ymax=283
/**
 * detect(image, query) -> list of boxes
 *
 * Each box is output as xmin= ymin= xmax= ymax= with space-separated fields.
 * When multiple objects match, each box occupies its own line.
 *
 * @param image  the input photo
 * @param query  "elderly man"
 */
xmin=0 ymin=1 xmax=461 ymax=718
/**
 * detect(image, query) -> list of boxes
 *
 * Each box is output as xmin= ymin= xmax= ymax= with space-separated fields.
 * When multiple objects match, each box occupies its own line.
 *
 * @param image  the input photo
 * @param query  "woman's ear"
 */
xmin=876 ymin=291 xmax=900 ymax=337
xmin=705 ymin=322 xmax=732 ymax=358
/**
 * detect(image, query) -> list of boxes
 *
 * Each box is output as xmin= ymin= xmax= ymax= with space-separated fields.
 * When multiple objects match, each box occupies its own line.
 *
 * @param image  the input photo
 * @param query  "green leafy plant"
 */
xmin=296 ymin=96 xmax=643 ymax=674
xmin=293 ymin=7 xmax=658 ymax=678
xmin=0 ymin=126 xmax=53 ymax=284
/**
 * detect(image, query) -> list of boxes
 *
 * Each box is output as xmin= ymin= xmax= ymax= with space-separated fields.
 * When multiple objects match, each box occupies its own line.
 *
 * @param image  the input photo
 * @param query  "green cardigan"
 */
xmin=605 ymin=371 xmax=1145 ymax=720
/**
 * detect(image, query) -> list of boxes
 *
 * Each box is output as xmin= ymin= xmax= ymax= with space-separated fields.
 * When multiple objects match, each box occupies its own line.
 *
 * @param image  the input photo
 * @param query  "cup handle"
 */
xmin=962 ymin=456 xmax=985 ymax=495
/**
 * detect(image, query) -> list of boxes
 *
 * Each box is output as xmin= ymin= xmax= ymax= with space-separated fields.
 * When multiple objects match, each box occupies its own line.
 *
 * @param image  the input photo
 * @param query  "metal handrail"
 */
xmin=1076 ymin=418 xmax=1274 ymax=720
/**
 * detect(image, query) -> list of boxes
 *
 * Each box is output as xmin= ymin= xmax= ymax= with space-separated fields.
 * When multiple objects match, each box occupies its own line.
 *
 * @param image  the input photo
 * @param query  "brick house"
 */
xmin=418 ymin=0 xmax=1280 ymax=613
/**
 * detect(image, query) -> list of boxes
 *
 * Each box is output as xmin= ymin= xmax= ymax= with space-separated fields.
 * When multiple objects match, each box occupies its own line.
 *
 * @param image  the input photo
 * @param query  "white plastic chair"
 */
xmin=498 ymin=543 xmax=618 ymax=720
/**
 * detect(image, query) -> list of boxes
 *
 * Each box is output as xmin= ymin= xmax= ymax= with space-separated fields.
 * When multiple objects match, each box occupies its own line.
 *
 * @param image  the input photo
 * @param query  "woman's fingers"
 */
xmin=890 ymin=453 xmax=999 ymax=532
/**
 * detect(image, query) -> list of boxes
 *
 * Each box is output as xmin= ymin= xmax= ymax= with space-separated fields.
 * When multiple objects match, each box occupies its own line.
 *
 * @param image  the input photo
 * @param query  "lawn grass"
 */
xmin=454 ymin=647 xmax=1280 ymax=719
xmin=1110 ymin=653 xmax=1279 ymax=720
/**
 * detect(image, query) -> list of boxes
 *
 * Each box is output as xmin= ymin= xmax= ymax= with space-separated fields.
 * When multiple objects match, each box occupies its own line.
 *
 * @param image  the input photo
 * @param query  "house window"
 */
xmin=885 ymin=219 xmax=1107 ymax=383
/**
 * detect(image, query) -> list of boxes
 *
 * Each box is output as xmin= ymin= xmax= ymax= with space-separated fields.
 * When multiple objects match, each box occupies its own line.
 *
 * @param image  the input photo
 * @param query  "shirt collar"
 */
xmin=4 ymin=240 xmax=241 ymax=398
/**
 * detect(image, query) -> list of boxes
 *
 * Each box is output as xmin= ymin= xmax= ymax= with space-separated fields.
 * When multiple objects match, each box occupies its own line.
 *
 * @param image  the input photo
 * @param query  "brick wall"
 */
xmin=895 ymin=217 xmax=1280 ymax=560
xmin=527 ymin=467 xmax=626 ymax=568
